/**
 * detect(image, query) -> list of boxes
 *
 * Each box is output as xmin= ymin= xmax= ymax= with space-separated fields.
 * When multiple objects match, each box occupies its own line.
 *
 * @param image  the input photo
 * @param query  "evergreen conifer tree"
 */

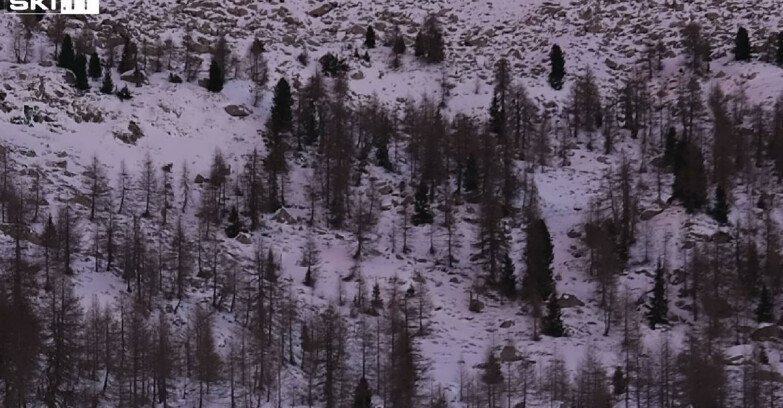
xmin=549 ymin=44 xmax=565 ymax=90
xmin=711 ymin=186 xmax=730 ymax=224
xmin=365 ymin=26 xmax=376 ymax=49
xmin=118 ymin=39 xmax=137 ymax=73
xmin=646 ymin=262 xmax=668 ymax=329
xmin=371 ymin=282 xmax=383 ymax=311
xmin=776 ymin=32 xmax=783 ymax=66
xmin=352 ymin=376 xmax=372 ymax=408
xmin=756 ymin=285 xmax=774 ymax=323
xmin=88 ymin=51 xmax=102 ymax=79
xmin=73 ymin=54 xmax=89 ymax=91
xmin=225 ymin=206 xmax=241 ymax=238
xmin=393 ymin=33 xmax=406 ymax=55
xmin=734 ymin=27 xmax=751 ymax=61
xmin=100 ymin=70 xmax=114 ymax=94
xmin=269 ymin=78 xmax=293 ymax=135
xmin=521 ymin=218 xmax=555 ymax=302
xmin=542 ymin=289 xmax=565 ymax=337
xmin=58 ymin=34 xmax=74 ymax=70
xmin=663 ymin=127 xmax=677 ymax=166
xmin=463 ymin=154 xmax=479 ymax=193
xmin=207 ymin=58 xmax=224 ymax=93
xmin=412 ymin=181 xmax=433 ymax=225
xmin=500 ymin=253 xmax=516 ymax=298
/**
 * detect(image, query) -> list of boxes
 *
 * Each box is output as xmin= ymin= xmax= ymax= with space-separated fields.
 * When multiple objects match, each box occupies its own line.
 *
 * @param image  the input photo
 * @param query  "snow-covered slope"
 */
xmin=2 ymin=0 xmax=783 ymax=406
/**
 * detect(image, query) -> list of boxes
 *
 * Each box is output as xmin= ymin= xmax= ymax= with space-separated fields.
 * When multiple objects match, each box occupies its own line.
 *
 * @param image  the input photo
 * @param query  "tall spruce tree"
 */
xmin=776 ymin=32 xmax=783 ymax=66
xmin=646 ymin=262 xmax=668 ymax=329
xmin=734 ymin=27 xmax=751 ymax=61
xmin=58 ymin=34 xmax=74 ymax=70
xmin=88 ymin=51 xmax=102 ymax=79
xmin=207 ymin=57 xmax=224 ymax=92
xmin=118 ymin=38 xmax=137 ymax=73
xmin=756 ymin=285 xmax=774 ymax=323
xmin=365 ymin=26 xmax=376 ymax=49
xmin=673 ymin=140 xmax=708 ymax=212
xmin=412 ymin=181 xmax=433 ymax=226
xmin=100 ymin=70 xmax=114 ymax=94
xmin=73 ymin=54 xmax=89 ymax=91
xmin=500 ymin=253 xmax=516 ymax=299
xmin=711 ymin=186 xmax=729 ymax=224
xmin=352 ymin=376 xmax=372 ymax=408
xmin=549 ymin=44 xmax=565 ymax=90
xmin=521 ymin=218 xmax=555 ymax=302
xmin=542 ymin=289 xmax=565 ymax=337
xmin=269 ymin=78 xmax=293 ymax=135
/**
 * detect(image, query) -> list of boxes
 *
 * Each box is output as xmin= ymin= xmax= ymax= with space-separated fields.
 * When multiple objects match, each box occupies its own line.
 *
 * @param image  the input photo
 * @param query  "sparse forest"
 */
xmin=3 ymin=3 xmax=783 ymax=408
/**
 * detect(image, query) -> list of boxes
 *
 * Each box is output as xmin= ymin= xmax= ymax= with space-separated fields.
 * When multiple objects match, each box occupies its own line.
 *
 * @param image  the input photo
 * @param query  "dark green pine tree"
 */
xmin=646 ymin=262 xmax=668 ymax=329
xmin=463 ymin=154 xmax=479 ymax=193
xmin=612 ymin=368 xmax=627 ymax=396
xmin=500 ymin=253 xmax=516 ymax=299
xmin=365 ymin=26 xmax=376 ymax=49
xmin=352 ymin=376 xmax=372 ymax=408
xmin=73 ymin=54 xmax=89 ymax=91
xmin=371 ymin=282 xmax=383 ymax=311
xmin=412 ymin=181 xmax=434 ymax=226
xmin=88 ymin=51 xmax=102 ymax=79
xmin=489 ymin=95 xmax=504 ymax=135
xmin=734 ymin=27 xmax=751 ymax=61
xmin=225 ymin=206 xmax=241 ymax=238
xmin=303 ymin=266 xmax=314 ymax=287
xmin=756 ymin=285 xmax=774 ymax=323
xmin=776 ymin=32 xmax=783 ymax=66
xmin=548 ymin=44 xmax=565 ymax=90
xmin=58 ymin=34 xmax=75 ymax=70
xmin=269 ymin=78 xmax=293 ymax=135
xmin=393 ymin=34 xmax=406 ymax=55
xmin=542 ymin=289 xmax=565 ymax=337
xmin=673 ymin=140 xmax=708 ymax=212
xmin=663 ymin=127 xmax=677 ymax=166
xmin=207 ymin=58 xmax=224 ymax=93
xmin=100 ymin=70 xmax=115 ymax=94
xmin=521 ymin=218 xmax=555 ymax=303
xmin=118 ymin=39 xmax=137 ymax=73
xmin=711 ymin=186 xmax=730 ymax=224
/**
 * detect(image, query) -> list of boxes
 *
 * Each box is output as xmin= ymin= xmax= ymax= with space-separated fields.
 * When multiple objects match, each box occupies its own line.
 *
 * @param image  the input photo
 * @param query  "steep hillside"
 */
xmin=1 ymin=0 xmax=783 ymax=407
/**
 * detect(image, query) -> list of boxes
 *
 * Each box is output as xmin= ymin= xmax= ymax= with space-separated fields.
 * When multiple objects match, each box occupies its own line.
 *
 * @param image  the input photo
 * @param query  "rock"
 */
xmin=500 ymin=345 xmax=522 ymax=362
xmin=0 ymin=90 xmax=6 ymax=101
xmin=449 ymin=277 xmax=460 ymax=284
xmin=567 ymin=228 xmax=581 ymax=239
xmin=378 ymin=184 xmax=393 ymax=195
xmin=236 ymin=233 xmax=253 ymax=245
xmin=348 ymin=25 xmax=365 ymax=35
xmin=640 ymin=208 xmax=663 ymax=221
xmin=115 ymin=121 xmax=144 ymax=145
xmin=225 ymin=104 xmax=253 ymax=118
xmin=272 ymin=207 xmax=296 ymax=224
xmin=711 ymin=231 xmax=732 ymax=244
xmin=120 ymin=70 xmax=147 ymax=85
xmin=63 ymin=71 xmax=75 ymax=85
xmin=558 ymin=293 xmax=584 ymax=308
xmin=469 ymin=298 xmax=485 ymax=313
xmin=194 ymin=174 xmax=206 ymax=184
xmin=308 ymin=2 xmax=336 ymax=17
xmin=605 ymin=58 xmax=619 ymax=70
xmin=350 ymin=70 xmax=365 ymax=80
xmin=499 ymin=320 xmax=514 ymax=328
xmin=750 ymin=325 xmax=783 ymax=342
